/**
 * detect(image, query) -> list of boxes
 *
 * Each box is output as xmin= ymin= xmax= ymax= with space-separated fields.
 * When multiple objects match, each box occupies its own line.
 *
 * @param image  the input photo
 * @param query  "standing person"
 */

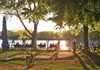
xmin=22 ymin=39 xmax=26 ymax=49
xmin=73 ymin=39 xmax=76 ymax=53
xmin=55 ymin=40 xmax=60 ymax=51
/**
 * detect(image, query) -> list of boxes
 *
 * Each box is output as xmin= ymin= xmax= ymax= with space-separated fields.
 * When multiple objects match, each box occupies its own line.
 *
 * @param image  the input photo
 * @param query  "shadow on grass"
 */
xmin=8 ymin=51 xmax=24 ymax=58
xmin=23 ymin=67 xmax=30 ymax=70
xmin=33 ymin=50 xmax=44 ymax=57
xmin=0 ymin=58 xmax=25 ymax=62
xmin=75 ymin=53 xmax=89 ymax=70
xmin=0 ymin=49 xmax=25 ymax=56
xmin=84 ymin=52 xmax=100 ymax=69
xmin=50 ymin=52 xmax=58 ymax=60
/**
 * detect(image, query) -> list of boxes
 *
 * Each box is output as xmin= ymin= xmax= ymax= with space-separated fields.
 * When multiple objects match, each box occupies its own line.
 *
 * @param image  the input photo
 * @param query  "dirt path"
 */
xmin=28 ymin=51 xmax=76 ymax=70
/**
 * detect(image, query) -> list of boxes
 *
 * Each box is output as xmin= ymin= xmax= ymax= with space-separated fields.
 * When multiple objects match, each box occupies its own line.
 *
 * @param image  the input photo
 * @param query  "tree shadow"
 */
xmin=0 ymin=58 xmax=25 ymax=62
xmin=50 ymin=52 xmax=58 ymax=60
xmin=8 ymin=51 xmax=24 ymax=58
xmin=23 ymin=67 xmax=30 ymax=70
xmin=0 ymin=50 xmax=14 ymax=54
xmin=33 ymin=51 xmax=44 ymax=57
xmin=82 ymin=54 xmax=96 ymax=68
xmin=85 ymin=52 xmax=100 ymax=68
xmin=75 ymin=53 xmax=89 ymax=70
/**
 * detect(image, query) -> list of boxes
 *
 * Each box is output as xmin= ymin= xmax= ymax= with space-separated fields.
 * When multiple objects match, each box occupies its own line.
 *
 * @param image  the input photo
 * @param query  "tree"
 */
xmin=89 ymin=31 xmax=100 ymax=41
xmin=54 ymin=32 xmax=61 ymax=39
xmin=16 ymin=29 xmax=32 ymax=40
xmin=7 ymin=30 xmax=19 ymax=39
xmin=48 ymin=0 xmax=100 ymax=52
xmin=0 ymin=0 xmax=49 ymax=49
xmin=37 ymin=31 xmax=55 ymax=39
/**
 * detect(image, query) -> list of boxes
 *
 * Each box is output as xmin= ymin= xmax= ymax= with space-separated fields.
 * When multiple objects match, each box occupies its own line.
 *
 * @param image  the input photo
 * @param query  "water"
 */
xmin=0 ymin=39 xmax=59 ymax=48
xmin=0 ymin=39 xmax=84 ymax=48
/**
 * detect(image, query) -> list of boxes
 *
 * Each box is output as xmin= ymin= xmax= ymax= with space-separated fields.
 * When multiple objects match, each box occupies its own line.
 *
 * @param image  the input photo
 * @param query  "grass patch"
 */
xmin=35 ymin=60 xmax=83 ymax=70
xmin=0 ymin=49 xmax=100 ymax=70
xmin=0 ymin=58 xmax=25 ymax=65
xmin=0 ymin=50 xmax=25 ymax=59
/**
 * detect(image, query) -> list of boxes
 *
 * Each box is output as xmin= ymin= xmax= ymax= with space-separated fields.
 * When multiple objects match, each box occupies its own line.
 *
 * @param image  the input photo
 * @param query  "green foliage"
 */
xmin=37 ymin=31 xmax=57 ymax=39
xmin=62 ymin=30 xmax=84 ymax=40
xmin=2 ymin=30 xmax=85 ymax=40
xmin=7 ymin=30 xmax=19 ymax=39
xmin=70 ymin=24 xmax=83 ymax=36
xmin=48 ymin=0 xmax=100 ymax=34
xmin=89 ymin=22 xmax=100 ymax=32
xmin=16 ymin=29 xmax=32 ymax=40
xmin=54 ymin=32 xmax=61 ymax=39
xmin=89 ymin=31 xmax=100 ymax=41
xmin=16 ymin=0 xmax=49 ymax=24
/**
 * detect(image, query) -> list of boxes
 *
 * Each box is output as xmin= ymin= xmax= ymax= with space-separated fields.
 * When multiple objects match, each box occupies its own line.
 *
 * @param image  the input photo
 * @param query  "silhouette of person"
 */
xmin=73 ymin=39 xmax=76 ymax=53
xmin=55 ymin=40 xmax=60 ymax=51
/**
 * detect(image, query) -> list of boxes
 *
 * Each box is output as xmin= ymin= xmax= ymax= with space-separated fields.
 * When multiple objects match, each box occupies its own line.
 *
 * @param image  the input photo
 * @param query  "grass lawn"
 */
xmin=0 ymin=49 xmax=100 ymax=70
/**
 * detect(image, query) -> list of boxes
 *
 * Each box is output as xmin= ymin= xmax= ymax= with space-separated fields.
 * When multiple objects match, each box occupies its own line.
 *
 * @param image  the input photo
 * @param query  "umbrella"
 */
xmin=1 ymin=16 xmax=9 ymax=51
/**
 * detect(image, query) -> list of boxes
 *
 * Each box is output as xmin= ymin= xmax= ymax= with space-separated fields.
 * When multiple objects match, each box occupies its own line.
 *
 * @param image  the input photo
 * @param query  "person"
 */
xmin=73 ymin=39 xmax=76 ymax=53
xmin=22 ymin=39 xmax=26 ymax=49
xmin=55 ymin=40 xmax=60 ymax=51
xmin=15 ymin=42 xmax=20 ymax=49
xmin=16 ymin=42 xmax=19 ymax=45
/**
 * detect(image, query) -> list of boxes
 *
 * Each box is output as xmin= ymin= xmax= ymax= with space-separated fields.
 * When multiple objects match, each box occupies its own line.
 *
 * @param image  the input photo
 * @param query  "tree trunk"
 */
xmin=84 ymin=25 xmax=88 ymax=52
xmin=32 ymin=23 xmax=38 ymax=49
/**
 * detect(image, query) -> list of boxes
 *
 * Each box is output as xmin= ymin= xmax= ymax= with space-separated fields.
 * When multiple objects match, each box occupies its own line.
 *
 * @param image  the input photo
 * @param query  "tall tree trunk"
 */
xmin=84 ymin=24 xmax=88 ymax=52
xmin=32 ymin=23 xmax=38 ymax=49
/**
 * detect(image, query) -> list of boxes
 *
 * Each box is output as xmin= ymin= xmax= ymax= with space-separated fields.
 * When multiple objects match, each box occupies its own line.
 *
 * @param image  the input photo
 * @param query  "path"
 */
xmin=28 ymin=51 xmax=76 ymax=70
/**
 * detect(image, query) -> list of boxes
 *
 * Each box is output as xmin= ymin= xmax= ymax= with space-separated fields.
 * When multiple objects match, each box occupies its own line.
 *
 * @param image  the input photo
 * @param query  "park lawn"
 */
xmin=0 ymin=49 xmax=100 ymax=70
xmin=0 ymin=50 xmax=26 ymax=59
xmin=35 ymin=60 xmax=83 ymax=70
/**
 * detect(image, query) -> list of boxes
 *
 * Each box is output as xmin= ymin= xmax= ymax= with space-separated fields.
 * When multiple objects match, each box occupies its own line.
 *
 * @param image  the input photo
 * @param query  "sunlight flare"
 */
xmin=60 ymin=45 xmax=67 ymax=50
xmin=60 ymin=41 xmax=67 ymax=50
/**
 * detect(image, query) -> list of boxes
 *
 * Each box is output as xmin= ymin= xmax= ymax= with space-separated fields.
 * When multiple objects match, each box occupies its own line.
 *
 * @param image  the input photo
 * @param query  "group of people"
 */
xmin=90 ymin=43 xmax=100 ymax=52
xmin=11 ymin=38 xmax=77 ymax=52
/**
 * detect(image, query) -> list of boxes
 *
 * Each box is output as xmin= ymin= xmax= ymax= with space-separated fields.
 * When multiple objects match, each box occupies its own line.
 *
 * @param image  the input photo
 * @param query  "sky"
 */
xmin=0 ymin=15 xmax=69 ymax=32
